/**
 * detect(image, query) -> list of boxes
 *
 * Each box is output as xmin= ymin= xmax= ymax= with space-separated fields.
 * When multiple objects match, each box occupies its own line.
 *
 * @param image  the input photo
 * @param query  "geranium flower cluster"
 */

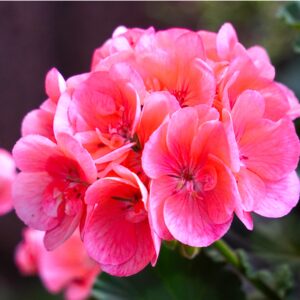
xmin=12 ymin=23 xmax=300 ymax=283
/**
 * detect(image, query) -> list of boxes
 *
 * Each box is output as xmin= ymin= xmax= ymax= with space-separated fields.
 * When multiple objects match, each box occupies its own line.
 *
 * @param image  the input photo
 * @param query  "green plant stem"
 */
xmin=213 ymin=239 xmax=282 ymax=300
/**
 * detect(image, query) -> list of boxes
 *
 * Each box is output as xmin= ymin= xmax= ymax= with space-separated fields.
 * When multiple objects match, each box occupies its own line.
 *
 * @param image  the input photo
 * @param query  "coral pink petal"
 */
xmin=254 ymin=171 xmax=300 ymax=218
xmin=100 ymin=220 xmax=155 ymax=277
xmin=13 ymin=172 xmax=58 ymax=230
xmin=191 ymin=120 xmax=238 ymax=172
xmin=166 ymin=107 xmax=198 ymax=163
xmin=56 ymin=133 xmax=97 ymax=183
xmin=138 ymin=91 xmax=179 ymax=145
xmin=142 ymin=123 xmax=177 ymax=179
xmin=148 ymin=177 xmax=175 ymax=241
xmin=277 ymin=82 xmax=300 ymax=120
xmin=13 ymin=135 xmax=60 ymax=172
xmin=21 ymin=109 xmax=54 ymax=140
xmin=94 ymin=143 xmax=134 ymax=165
xmin=260 ymin=82 xmax=290 ymax=121
xmin=235 ymin=208 xmax=254 ymax=230
xmin=53 ymin=92 xmax=74 ymax=138
xmin=240 ymin=118 xmax=300 ymax=181
xmin=164 ymin=191 xmax=232 ymax=247
xmin=231 ymin=90 xmax=265 ymax=141
xmin=45 ymin=68 xmax=66 ymax=103
xmin=237 ymin=167 xmax=266 ymax=212
xmin=44 ymin=209 xmax=82 ymax=251
xmin=221 ymin=110 xmax=241 ymax=173
xmin=247 ymin=46 xmax=275 ymax=80
xmin=184 ymin=59 xmax=216 ymax=107
xmin=203 ymin=155 xmax=238 ymax=224
xmin=175 ymin=31 xmax=205 ymax=60
xmin=84 ymin=203 xmax=136 ymax=266
xmin=217 ymin=22 xmax=238 ymax=60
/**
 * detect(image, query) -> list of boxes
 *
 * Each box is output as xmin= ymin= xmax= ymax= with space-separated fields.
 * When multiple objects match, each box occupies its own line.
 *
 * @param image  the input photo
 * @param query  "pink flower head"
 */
xmin=54 ymin=66 xmax=142 ymax=166
xmin=0 ymin=149 xmax=16 ymax=215
xmin=142 ymin=105 xmax=240 ymax=247
xmin=15 ymin=228 xmax=100 ymax=300
xmin=12 ymin=133 xmax=97 ymax=250
xmin=84 ymin=165 xmax=160 ymax=276
xmin=224 ymin=90 xmax=300 ymax=225
xmin=22 ymin=68 xmax=66 ymax=141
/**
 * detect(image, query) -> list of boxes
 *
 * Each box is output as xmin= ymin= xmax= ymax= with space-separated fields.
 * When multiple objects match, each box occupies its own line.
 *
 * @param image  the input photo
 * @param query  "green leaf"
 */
xmin=92 ymin=246 xmax=246 ymax=300
xmin=278 ymin=2 xmax=300 ymax=29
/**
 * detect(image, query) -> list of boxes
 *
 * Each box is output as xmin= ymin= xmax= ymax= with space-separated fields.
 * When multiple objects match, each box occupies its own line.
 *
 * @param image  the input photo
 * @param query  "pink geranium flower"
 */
xmin=54 ymin=66 xmax=142 ymax=166
xmin=12 ymin=133 xmax=97 ymax=250
xmin=142 ymin=105 xmax=240 ymax=247
xmin=0 ymin=149 xmax=16 ymax=215
xmin=83 ymin=165 xmax=160 ymax=276
xmin=15 ymin=228 xmax=100 ymax=300
xmin=224 ymin=90 xmax=300 ymax=223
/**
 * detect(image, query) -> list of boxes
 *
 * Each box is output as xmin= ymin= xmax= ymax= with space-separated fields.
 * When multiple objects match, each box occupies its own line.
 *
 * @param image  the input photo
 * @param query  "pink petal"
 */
xmin=12 ymin=172 xmax=58 ymax=230
xmin=231 ymin=90 xmax=265 ymax=141
xmin=183 ymin=58 xmax=216 ymax=107
xmin=84 ymin=180 xmax=137 ymax=265
xmin=100 ymin=220 xmax=155 ymax=277
xmin=56 ymin=133 xmax=97 ymax=184
xmin=138 ymin=91 xmax=179 ymax=146
xmin=13 ymin=135 xmax=60 ymax=172
xmin=45 ymin=68 xmax=66 ymax=103
xmin=217 ymin=23 xmax=238 ymax=60
xmin=44 ymin=208 xmax=82 ymax=250
xmin=21 ymin=109 xmax=54 ymax=140
xmin=277 ymin=82 xmax=300 ymax=120
xmin=164 ymin=190 xmax=232 ymax=247
xmin=148 ymin=177 xmax=175 ymax=241
xmin=237 ymin=167 xmax=266 ymax=212
xmin=260 ymin=82 xmax=290 ymax=121
xmin=240 ymin=118 xmax=300 ymax=181
xmin=94 ymin=142 xmax=134 ymax=165
xmin=254 ymin=171 xmax=300 ymax=218
xmin=247 ymin=46 xmax=275 ymax=80
xmin=175 ymin=31 xmax=205 ymax=60
xmin=53 ymin=92 xmax=74 ymax=138
xmin=203 ymin=155 xmax=238 ymax=224
xmin=142 ymin=123 xmax=177 ymax=179
xmin=235 ymin=208 xmax=253 ymax=230
xmin=166 ymin=107 xmax=198 ymax=164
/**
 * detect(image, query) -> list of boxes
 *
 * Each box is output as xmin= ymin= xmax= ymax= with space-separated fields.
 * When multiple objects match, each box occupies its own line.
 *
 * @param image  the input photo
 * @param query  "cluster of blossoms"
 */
xmin=10 ymin=23 xmax=300 ymax=297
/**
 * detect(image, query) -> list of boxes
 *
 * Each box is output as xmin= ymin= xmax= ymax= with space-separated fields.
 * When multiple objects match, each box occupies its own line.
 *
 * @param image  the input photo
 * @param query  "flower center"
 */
xmin=112 ymin=194 xmax=147 ymax=223
xmin=171 ymin=88 xmax=188 ymax=107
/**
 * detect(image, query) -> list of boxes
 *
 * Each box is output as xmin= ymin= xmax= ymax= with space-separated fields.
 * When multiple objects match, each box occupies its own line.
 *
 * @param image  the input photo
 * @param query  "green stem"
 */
xmin=213 ymin=239 xmax=282 ymax=300
xmin=213 ymin=239 xmax=240 ymax=268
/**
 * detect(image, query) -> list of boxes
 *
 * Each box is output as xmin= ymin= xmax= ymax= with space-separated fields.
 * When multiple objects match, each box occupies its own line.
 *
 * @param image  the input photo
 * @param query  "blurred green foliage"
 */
xmin=145 ymin=1 xmax=297 ymax=64
xmin=92 ymin=246 xmax=245 ymax=300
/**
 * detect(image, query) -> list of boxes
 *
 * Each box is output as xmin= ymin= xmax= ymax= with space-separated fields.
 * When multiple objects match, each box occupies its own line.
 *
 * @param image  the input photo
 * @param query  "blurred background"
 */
xmin=0 ymin=2 xmax=299 ymax=299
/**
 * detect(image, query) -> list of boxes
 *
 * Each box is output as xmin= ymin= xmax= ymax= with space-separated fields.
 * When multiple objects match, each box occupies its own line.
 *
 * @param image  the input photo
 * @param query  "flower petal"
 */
xmin=164 ymin=191 xmax=232 ymax=247
xmin=254 ymin=171 xmax=300 ymax=218
xmin=12 ymin=172 xmax=58 ymax=230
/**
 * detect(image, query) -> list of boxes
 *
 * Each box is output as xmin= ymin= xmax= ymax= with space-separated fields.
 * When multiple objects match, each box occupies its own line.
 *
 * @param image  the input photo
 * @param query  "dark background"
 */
xmin=0 ymin=2 xmax=299 ymax=299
